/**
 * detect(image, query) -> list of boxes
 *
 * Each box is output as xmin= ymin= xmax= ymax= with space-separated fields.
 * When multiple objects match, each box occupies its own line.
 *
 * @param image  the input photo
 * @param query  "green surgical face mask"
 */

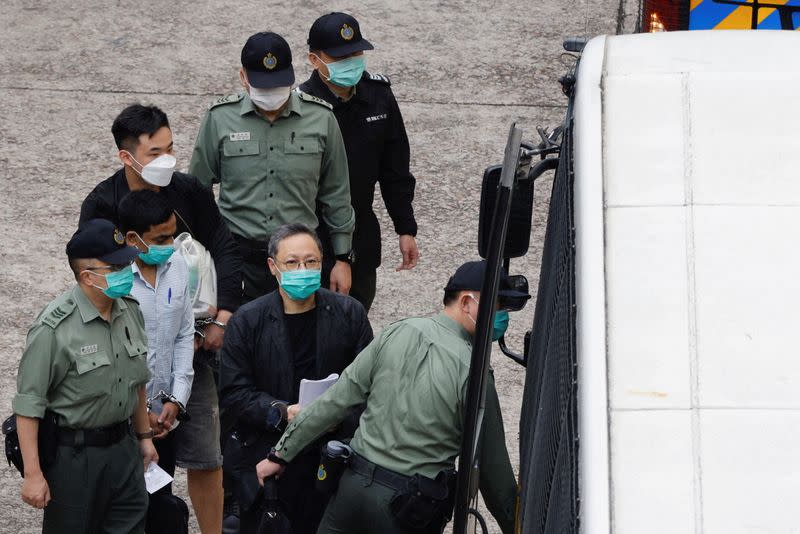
xmin=85 ymin=265 xmax=134 ymax=299
xmin=135 ymin=233 xmax=175 ymax=265
xmin=278 ymin=268 xmax=321 ymax=301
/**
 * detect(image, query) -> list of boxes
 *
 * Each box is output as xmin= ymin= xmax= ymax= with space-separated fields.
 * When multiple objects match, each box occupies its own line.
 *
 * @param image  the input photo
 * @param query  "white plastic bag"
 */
xmin=174 ymin=232 xmax=217 ymax=319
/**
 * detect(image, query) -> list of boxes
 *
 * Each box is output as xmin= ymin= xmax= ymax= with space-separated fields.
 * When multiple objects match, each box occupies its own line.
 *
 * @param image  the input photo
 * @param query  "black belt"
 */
xmin=348 ymin=452 xmax=411 ymax=491
xmin=233 ymin=234 xmax=270 ymax=265
xmin=58 ymin=420 xmax=130 ymax=448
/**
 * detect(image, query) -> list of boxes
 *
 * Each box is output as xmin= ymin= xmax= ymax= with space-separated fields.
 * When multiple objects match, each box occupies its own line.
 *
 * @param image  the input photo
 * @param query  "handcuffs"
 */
xmin=194 ymin=317 xmax=226 ymax=339
xmin=146 ymin=390 xmax=191 ymax=422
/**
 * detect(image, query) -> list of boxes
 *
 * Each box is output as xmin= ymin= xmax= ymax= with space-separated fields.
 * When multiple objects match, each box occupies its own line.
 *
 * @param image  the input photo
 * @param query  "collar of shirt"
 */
xmin=240 ymin=90 xmax=304 ymax=118
xmin=72 ymin=284 xmax=127 ymax=324
xmin=131 ymin=256 xmax=174 ymax=289
xmin=308 ymin=70 xmax=366 ymax=108
xmin=431 ymin=312 xmax=473 ymax=344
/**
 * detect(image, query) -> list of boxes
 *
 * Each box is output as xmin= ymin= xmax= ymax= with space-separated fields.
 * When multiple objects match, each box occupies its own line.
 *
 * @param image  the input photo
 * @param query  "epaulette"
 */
xmin=41 ymin=298 xmax=77 ymax=329
xmin=121 ymin=294 xmax=140 ymax=305
xmin=366 ymin=72 xmax=391 ymax=85
xmin=296 ymin=91 xmax=333 ymax=110
xmin=210 ymin=93 xmax=243 ymax=109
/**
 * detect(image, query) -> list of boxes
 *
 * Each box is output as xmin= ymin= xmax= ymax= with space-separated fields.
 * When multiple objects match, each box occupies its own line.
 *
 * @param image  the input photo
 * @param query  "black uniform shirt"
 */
xmin=80 ymin=169 xmax=242 ymax=313
xmin=299 ymin=71 xmax=417 ymax=269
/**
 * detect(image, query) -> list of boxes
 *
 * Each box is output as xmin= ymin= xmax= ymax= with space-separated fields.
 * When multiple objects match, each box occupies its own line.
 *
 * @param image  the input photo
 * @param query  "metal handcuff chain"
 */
xmin=146 ymin=390 xmax=191 ymax=422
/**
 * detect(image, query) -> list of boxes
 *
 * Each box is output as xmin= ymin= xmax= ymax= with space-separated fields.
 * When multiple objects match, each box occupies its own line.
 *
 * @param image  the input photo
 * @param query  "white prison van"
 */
xmin=514 ymin=30 xmax=800 ymax=533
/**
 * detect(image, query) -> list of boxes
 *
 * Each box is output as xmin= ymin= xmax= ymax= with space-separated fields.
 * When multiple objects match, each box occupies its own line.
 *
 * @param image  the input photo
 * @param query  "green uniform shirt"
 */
xmin=188 ymin=91 xmax=355 ymax=254
xmin=13 ymin=285 xmax=150 ymax=429
xmin=277 ymin=313 xmax=482 ymax=476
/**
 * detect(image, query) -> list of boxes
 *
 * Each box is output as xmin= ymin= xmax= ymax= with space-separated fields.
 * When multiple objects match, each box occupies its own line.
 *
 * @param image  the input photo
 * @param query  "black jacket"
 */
xmin=300 ymin=71 xmax=417 ymax=269
xmin=79 ymin=169 xmax=242 ymax=313
xmin=217 ymin=288 xmax=373 ymax=510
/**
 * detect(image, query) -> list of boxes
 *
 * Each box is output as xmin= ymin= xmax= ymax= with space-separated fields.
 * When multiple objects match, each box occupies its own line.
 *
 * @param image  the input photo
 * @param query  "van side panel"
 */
xmin=599 ymin=31 xmax=800 ymax=533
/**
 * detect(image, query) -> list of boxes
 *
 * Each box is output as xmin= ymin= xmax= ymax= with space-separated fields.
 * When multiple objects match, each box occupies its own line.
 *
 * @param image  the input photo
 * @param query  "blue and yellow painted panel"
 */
xmin=689 ymin=0 xmax=800 ymax=30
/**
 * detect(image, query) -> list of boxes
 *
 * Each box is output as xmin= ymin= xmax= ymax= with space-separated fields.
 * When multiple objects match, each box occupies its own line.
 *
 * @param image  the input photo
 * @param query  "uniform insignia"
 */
xmin=113 ymin=228 xmax=125 ymax=245
xmin=340 ymin=24 xmax=354 ymax=41
xmin=317 ymin=464 xmax=328 ymax=481
xmin=366 ymin=114 xmax=387 ymax=123
xmin=80 ymin=344 xmax=98 ymax=355
xmin=210 ymin=93 xmax=244 ymax=109
xmin=366 ymin=72 xmax=391 ymax=85
xmin=263 ymin=52 xmax=278 ymax=70
xmin=41 ymin=299 xmax=76 ymax=329
xmin=229 ymin=132 xmax=251 ymax=141
xmin=296 ymin=91 xmax=333 ymax=110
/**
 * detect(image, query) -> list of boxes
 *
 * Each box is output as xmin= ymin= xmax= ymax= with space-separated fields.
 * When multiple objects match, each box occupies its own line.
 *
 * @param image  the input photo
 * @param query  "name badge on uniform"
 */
xmin=229 ymin=132 xmax=251 ymax=141
xmin=80 ymin=344 xmax=98 ymax=355
xmin=366 ymin=114 xmax=387 ymax=123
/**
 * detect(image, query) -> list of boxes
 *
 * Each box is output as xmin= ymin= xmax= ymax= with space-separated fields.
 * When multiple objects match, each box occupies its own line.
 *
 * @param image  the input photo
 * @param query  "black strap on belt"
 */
xmin=348 ymin=452 xmax=411 ymax=491
xmin=58 ymin=420 xmax=130 ymax=448
xmin=233 ymin=234 xmax=271 ymax=266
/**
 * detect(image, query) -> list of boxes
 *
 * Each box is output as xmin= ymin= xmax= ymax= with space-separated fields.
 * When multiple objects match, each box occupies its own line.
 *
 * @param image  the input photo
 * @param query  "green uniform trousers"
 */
xmin=316 ymin=469 xmax=443 ymax=534
xmin=42 ymin=435 xmax=147 ymax=534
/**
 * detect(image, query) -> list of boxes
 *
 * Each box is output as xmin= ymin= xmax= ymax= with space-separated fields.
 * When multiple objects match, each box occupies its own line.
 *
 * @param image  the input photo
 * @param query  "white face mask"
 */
xmin=249 ymin=85 xmax=291 ymax=111
xmin=128 ymin=153 xmax=176 ymax=187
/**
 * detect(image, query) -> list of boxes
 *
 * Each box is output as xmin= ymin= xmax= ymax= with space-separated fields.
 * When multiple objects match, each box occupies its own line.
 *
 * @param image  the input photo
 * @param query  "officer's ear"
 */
xmin=239 ymin=68 xmax=249 ymax=91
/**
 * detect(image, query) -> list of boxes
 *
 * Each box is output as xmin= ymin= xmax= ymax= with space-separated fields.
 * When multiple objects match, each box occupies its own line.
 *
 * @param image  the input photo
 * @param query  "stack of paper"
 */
xmin=299 ymin=373 xmax=339 ymax=406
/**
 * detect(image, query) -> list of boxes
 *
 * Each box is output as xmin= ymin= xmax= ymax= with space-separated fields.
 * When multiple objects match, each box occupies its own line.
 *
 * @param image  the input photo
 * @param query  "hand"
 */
xmin=202 ymin=309 xmax=231 ymax=352
xmin=256 ymin=459 xmax=284 ymax=486
xmin=21 ymin=472 xmax=50 ymax=509
xmin=139 ymin=438 xmax=159 ymax=469
xmin=148 ymin=412 xmax=167 ymax=439
xmin=396 ymin=235 xmax=419 ymax=271
xmin=329 ymin=261 xmax=352 ymax=295
xmin=287 ymin=404 xmax=301 ymax=424
xmin=158 ymin=403 xmax=180 ymax=433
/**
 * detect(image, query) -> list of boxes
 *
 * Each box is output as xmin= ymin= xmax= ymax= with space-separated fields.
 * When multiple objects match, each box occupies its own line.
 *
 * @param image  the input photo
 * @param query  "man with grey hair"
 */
xmin=218 ymin=222 xmax=373 ymax=533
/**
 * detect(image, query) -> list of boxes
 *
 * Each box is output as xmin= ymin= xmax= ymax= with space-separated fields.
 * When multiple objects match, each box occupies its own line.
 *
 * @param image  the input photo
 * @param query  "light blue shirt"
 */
xmin=131 ymin=253 xmax=195 ymax=412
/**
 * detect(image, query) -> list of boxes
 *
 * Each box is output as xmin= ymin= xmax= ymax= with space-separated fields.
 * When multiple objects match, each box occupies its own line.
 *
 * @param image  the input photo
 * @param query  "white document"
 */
xmin=299 ymin=373 xmax=339 ymax=406
xmin=144 ymin=462 xmax=174 ymax=494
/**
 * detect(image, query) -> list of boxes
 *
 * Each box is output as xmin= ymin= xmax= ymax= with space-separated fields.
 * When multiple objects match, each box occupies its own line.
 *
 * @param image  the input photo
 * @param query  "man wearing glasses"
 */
xmin=218 ymin=222 xmax=372 ymax=534
xmin=13 ymin=218 xmax=157 ymax=533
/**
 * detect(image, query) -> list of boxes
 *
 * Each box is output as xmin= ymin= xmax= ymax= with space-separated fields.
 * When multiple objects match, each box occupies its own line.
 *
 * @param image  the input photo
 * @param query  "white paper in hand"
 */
xmin=144 ymin=462 xmax=174 ymax=494
xmin=299 ymin=373 xmax=339 ymax=406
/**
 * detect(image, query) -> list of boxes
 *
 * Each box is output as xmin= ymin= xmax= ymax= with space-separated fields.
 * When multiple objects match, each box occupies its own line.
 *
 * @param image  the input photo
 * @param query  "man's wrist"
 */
xmin=267 ymin=447 xmax=287 ymax=465
xmin=335 ymin=251 xmax=353 ymax=264
xmin=135 ymin=429 xmax=155 ymax=440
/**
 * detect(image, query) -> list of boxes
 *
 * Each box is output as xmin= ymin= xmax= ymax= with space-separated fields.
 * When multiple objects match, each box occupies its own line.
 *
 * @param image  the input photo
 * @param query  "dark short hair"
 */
xmin=118 ymin=190 xmax=174 ymax=236
xmin=112 ymin=104 xmax=170 ymax=152
xmin=443 ymin=289 xmax=462 ymax=306
xmin=268 ymin=223 xmax=323 ymax=259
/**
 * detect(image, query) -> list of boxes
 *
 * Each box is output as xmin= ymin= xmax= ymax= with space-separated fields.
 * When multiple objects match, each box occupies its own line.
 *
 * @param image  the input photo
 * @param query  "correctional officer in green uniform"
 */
xmin=189 ymin=31 xmax=355 ymax=302
xmin=13 ymin=218 xmax=157 ymax=534
xmin=256 ymin=260 xmax=529 ymax=534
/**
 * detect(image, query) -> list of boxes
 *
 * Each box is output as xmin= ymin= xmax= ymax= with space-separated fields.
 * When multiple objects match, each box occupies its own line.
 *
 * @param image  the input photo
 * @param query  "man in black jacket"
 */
xmin=80 ymin=104 xmax=241 ymax=534
xmin=218 ymin=222 xmax=372 ymax=534
xmin=301 ymin=12 xmax=419 ymax=312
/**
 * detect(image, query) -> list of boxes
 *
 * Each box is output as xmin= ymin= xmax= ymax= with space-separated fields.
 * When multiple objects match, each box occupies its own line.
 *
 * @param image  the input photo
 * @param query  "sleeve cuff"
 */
xmin=330 ymin=233 xmax=354 ymax=257
xmin=393 ymin=218 xmax=418 ymax=237
xmin=12 ymin=394 xmax=47 ymax=419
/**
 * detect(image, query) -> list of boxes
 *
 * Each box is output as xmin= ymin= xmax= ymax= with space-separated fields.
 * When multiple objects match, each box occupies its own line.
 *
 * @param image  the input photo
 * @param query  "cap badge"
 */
xmin=263 ymin=52 xmax=278 ymax=70
xmin=340 ymin=24 xmax=354 ymax=41
xmin=113 ymin=228 xmax=125 ymax=245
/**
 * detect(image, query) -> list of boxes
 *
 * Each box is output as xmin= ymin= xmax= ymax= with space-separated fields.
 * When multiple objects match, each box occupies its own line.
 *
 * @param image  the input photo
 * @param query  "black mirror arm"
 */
xmin=498 ymin=336 xmax=527 ymax=367
xmin=526 ymin=156 xmax=560 ymax=182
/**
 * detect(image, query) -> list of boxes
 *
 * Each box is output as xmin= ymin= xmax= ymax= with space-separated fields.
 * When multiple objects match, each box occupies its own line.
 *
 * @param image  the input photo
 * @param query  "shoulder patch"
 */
xmin=41 ymin=299 xmax=77 ymax=329
xmin=210 ymin=93 xmax=244 ymax=110
xmin=296 ymin=91 xmax=333 ymax=110
xmin=366 ymin=72 xmax=391 ymax=85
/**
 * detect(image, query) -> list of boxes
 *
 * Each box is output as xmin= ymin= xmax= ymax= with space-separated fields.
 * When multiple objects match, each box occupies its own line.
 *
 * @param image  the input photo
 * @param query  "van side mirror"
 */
xmin=477 ymin=164 xmax=535 ymax=259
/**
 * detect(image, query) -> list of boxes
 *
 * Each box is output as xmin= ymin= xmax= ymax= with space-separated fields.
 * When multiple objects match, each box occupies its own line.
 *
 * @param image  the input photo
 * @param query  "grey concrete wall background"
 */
xmin=0 ymin=1 xmax=620 ymax=531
